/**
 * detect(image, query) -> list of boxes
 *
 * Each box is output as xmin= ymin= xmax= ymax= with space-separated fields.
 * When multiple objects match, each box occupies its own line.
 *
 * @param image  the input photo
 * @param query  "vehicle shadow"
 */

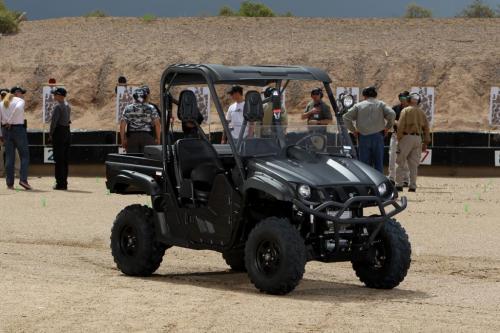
xmin=141 ymin=270 xmax=429 ymax=303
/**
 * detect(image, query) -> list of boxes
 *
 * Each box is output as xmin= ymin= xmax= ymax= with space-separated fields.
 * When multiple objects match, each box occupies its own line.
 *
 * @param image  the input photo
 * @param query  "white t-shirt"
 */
xmin=226 ymin=101 xmax=247 ymax=139
xmin=0 ymin=97 xmax=25 ymax=126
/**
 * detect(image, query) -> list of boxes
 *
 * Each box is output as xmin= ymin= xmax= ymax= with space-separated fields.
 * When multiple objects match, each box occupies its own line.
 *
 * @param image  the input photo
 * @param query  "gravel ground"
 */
xmin=1 ymin=176 xmax=500 ymax=332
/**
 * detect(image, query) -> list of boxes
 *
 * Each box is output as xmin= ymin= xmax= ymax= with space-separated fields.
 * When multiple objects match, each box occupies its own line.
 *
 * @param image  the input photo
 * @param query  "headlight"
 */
xmin=378 ymin=183 xmax=387 ymax=196
xmin=298 ymin=184 xmax=311 ymax=199
xmin=342 ymin=95 xmax=354 ymax=108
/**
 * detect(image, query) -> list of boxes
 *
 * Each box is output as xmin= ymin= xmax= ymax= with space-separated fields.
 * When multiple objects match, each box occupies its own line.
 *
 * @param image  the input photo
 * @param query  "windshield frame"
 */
xmin=160 ymin=69 xmax=357 ymax=183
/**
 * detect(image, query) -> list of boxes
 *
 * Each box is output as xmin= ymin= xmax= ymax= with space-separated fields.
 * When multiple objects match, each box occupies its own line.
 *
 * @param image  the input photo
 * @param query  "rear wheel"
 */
xmin=245 ymin=217 xmax=306 ymax=295
xmin=110 ymin=204 xmax=167 ymax=276
xmin=352 ymin=219 xmax=411 ymax=289
xmin=222 ymin=249 xmax=246 ymax=272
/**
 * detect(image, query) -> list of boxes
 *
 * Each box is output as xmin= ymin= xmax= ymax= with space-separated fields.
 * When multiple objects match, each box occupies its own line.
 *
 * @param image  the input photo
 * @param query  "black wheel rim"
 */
xmin=120 ymin=225 xmax=138 ymax=257
xmin=370 ymin=238 xmax=390 ymax=270
xmin=255 ymin=239 xmax=281 ymax=276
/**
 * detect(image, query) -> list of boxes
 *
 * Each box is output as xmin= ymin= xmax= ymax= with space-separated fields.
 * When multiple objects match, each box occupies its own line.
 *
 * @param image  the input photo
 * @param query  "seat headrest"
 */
xmin=178 ymin=90 xmax=203 ymax=122
xmin=244 ymin=90 xmax=264 ymax=122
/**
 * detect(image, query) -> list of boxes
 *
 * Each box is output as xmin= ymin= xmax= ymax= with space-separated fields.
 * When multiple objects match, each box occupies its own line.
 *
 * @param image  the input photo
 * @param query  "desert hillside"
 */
xmin=0 ymin=17 xmax=499 ymax=131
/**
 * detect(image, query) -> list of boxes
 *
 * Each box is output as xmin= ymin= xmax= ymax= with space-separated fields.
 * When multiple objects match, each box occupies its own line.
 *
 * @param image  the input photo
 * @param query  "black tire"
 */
xmin=352 ymin=219 xmax=411 ymax=289
xmin=245 ymin=217 xmax=306 ymax=295
xmin=110 ymin=204 xmax=167 ymax=276
xmin=222 ymin=249 xmax=246 ymax=272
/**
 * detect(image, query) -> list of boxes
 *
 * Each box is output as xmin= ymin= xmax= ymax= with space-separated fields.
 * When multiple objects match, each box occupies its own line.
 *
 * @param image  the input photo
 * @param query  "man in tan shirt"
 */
xmin=395 ymin=94 xmax=431 ymax=192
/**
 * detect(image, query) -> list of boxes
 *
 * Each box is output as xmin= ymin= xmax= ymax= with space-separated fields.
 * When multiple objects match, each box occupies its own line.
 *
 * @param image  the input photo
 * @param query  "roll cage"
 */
xmin=159 ymin=64 xmax=356 ymax=189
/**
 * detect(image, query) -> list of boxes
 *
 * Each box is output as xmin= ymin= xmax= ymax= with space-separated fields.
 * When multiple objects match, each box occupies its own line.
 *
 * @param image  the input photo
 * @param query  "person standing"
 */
xmin=49 ymin=88 xmax=71 ymax=190
xmin=388 ymin=91 xmax=411 ymax=185
xmin=395 ymin=94 xmax=431 ymax=192
xmin=120 ymin=88 xmax=161 ymax=153
xmin=301 ymin=88 xmax=332 ymax=129
xmin=0 ymin=86 xmax=32 ymax=190
xmin=260 ymin=86 xmax=288 ymax=136
xmin=343 ymin=86 xmax=395 ymax=173
xmin=222 ymin=85 xmax=245 ymax=144
xmin=0 ymin=88 xmax=20 ymax=178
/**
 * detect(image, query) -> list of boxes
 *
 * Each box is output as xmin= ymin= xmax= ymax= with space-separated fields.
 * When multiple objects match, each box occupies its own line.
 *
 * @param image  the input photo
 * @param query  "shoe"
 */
xmin=53 ymin=185 xmax=67 ymax=191
xmin=7 ymin=185 xmax=14 ymax=190
xmin=19 ymin=181 xmax=32 ymax=190
xmin=408 ymin=188 xmax=416 ymax=193
xmin=403 ymin=182 xmax=409 ymax=188
xmin=396 ymin=186 xmax=404 ymax=192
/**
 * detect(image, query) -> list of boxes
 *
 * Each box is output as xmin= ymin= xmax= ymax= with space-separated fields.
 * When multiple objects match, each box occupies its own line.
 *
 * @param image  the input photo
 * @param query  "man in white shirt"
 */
xmin=222 ymin=85 xmax=245 ymax=144
xmin=0 ymin=86 xmax=32 ymax=190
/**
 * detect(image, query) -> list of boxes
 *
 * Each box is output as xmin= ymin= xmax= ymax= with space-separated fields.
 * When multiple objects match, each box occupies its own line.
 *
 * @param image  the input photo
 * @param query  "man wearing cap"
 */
xmin=301 ymin=88 xmax=332 ymax=128
xmin=0 ymin=88 xmax=20 ymax=178
xmin=0 ymin=86 xmax=32 ymax=190
xmin=260 ymin=87 xmax=288 ymax=136
xmin=49 ymin=87 xmax=71 ymax=190
xmin=343 ymin=86 xmax=395 ymax=173
xmin=222 ymin=85 xmax=246 ymax=144
xmin=396 ymin=94 xmax=431 ymax=192
xmin=120 ymin=88 xmax=161 ymax=153
xmin=388 ymin=91 xmax=411 ymax=185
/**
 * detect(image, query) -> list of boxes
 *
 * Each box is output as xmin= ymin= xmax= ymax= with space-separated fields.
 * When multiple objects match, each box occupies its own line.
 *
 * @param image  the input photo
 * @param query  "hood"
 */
xmin=248 ymin=153 xmax=387 ymax=187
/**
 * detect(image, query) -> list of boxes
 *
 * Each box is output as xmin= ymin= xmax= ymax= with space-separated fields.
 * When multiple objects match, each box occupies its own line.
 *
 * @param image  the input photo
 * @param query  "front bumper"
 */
xmin=293 ymin=195 xmax=407 ymax=225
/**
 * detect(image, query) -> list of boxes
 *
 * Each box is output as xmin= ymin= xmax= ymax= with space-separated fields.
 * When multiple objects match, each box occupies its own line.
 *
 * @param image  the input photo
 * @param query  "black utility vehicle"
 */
xmin=106 ymin=64 xmax=411 ymax=295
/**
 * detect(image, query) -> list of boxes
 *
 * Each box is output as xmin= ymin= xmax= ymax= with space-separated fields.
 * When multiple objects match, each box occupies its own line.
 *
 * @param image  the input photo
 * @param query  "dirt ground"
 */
xmin=1 ymin=176 xmax=500 ymax=332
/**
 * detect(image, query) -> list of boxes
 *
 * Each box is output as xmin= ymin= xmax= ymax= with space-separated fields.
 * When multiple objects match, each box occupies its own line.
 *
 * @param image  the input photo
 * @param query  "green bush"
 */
xmin=0 ymin=0 xmax=19 ymax=34
xmin=219 ymin=6 xmax=235 ymax=16
xmin=404 ymin=3 xmax=433 ymax=18
xmin=84 ymin=10 xmax=108 ymax=18
xmin=0 ymin=10 xmax=19 ymax=34
xmin=218 ymin=1 xmax=292 ymax=17
xmin=238 ymin=1 xmax=275 ymax=17
xmin=141 ymin=14 xmax=157 ymax=22
xmin=457 ymin=0 xmax=496 ymax=18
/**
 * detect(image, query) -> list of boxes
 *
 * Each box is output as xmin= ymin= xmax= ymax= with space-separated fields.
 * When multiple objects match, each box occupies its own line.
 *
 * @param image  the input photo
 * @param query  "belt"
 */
xmin=1 ymin=124 xmax=24 ymax=128
xmin=403 ymin=132 xmax=420 ymax=136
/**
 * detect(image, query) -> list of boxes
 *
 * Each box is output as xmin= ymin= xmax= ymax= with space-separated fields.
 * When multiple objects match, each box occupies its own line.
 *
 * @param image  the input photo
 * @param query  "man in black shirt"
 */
xmin=388 ymin=91 xmax=410 ymax=184
xmin=49 ymin=87 xmax=71 ymax=190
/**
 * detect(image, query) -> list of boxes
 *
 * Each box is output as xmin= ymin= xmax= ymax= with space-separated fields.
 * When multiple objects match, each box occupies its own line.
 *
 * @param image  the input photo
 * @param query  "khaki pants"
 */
xmin=396 ymin=135 xmax=422 ymax=190
xmin=0 ymin=144 xmax=20 ymax=177
xmin=388 ymin=133 xmax=409 ymax=183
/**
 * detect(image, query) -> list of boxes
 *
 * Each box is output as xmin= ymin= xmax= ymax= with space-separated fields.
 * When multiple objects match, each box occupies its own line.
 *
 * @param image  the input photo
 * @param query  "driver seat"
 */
xmin=175 ymin=90 xmax=224 ymax=201
xmin=175 ymin=138 xmax=224 ymax=201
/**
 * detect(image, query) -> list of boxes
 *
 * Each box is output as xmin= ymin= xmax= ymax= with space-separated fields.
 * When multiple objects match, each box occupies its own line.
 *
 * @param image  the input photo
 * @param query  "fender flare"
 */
xmin=110 ymin=170 xmax=161 ymax=196
xmin=243 ymin=174 xmax=294 ymax=201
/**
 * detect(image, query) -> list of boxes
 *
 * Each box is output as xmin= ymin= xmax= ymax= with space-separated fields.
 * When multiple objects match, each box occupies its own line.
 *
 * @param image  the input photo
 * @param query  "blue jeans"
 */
xmin=358 ymin=132 xmax=384 ymax=173
xmin=2 ymin=125 xmax=30 ymax=185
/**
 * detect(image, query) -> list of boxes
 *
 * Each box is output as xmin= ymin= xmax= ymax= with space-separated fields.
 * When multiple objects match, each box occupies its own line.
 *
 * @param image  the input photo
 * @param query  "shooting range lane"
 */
xmin=0 ymin=177 xmax=499 ymax=332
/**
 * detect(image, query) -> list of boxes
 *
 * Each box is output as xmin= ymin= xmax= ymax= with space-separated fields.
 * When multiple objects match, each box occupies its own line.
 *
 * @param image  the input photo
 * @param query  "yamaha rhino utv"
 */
xmin=106 ymin=64 xmax=411 ymax=295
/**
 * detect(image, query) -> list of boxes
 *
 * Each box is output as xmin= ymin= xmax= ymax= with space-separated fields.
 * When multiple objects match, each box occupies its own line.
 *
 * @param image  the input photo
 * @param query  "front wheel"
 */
xmin=245 ymin=217 xmax=306 ymax=295
xmin=352 ymin=219 xmax=411 ymax=289
xmin=110 ymin=204 xmax=167 ymax=276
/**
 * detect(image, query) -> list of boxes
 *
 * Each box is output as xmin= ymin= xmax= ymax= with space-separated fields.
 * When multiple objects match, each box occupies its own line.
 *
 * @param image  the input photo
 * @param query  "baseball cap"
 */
xmin=52 ymin=87 xmax=67 ymax=97
xmin=398 ymin=91 xmax=410 ymax=100
xmin=227 ymin=85 xmax=243 ymax=95
xmin=10 ymin=86 xmax=27 ymax=94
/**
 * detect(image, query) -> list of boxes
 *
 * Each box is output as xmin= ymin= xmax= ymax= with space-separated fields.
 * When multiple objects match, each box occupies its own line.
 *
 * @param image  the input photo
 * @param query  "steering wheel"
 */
xmin=294 ymin=133 xmax=327 ymax=152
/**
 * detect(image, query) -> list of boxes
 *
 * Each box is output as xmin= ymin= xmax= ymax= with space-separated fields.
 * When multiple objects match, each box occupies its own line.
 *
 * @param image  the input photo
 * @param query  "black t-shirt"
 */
xmin=392 ymin=104 xmax=404 ymax=131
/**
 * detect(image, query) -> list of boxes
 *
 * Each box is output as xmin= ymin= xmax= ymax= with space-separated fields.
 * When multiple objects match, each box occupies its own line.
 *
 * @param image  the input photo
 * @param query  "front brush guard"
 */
xmin=293 ymin=195 xmax=407 ymax=249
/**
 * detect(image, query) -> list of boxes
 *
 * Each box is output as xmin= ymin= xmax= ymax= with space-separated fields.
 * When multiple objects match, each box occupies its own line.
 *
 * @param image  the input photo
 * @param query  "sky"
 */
xmin=5 ymin=0 xmax=500 ymax=20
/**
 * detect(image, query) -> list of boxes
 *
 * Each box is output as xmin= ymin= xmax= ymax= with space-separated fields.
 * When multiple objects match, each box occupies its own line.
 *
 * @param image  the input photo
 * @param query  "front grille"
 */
xmin=323 ymin=185 xmax=376 ymax=203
